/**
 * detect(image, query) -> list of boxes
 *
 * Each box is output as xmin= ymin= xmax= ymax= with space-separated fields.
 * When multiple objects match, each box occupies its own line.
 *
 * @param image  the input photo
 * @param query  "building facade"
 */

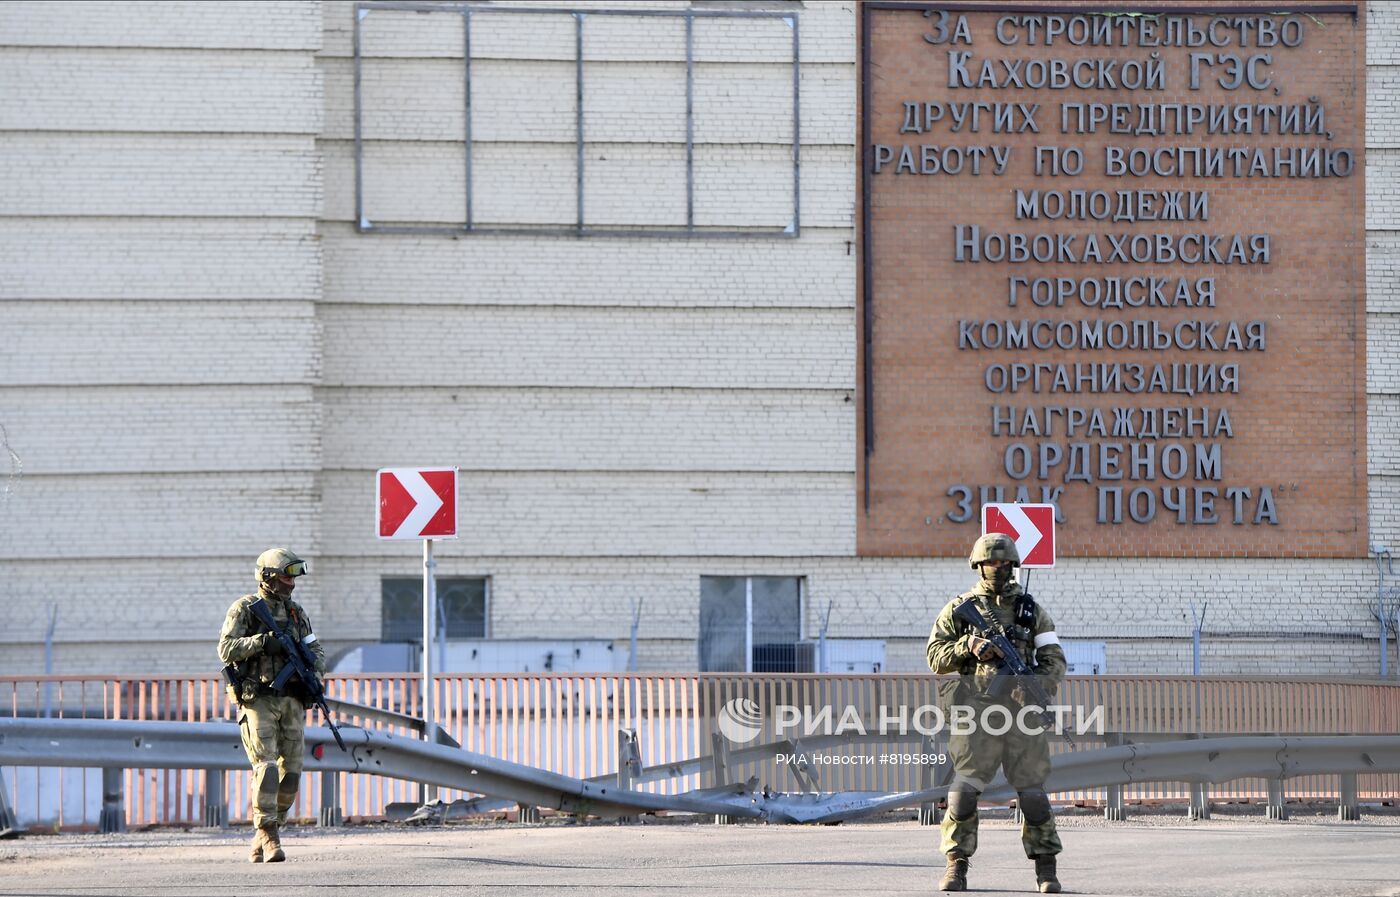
xmin=1 ymin=0 xmax=1396 ymax=678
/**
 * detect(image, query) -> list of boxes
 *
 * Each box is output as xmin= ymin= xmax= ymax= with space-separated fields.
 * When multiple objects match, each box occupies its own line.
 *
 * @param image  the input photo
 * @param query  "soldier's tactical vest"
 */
xmin=232 ymin=594 xmax=313 ymax=703
xmin=955 ymin=591 xmax=1038 ymax=676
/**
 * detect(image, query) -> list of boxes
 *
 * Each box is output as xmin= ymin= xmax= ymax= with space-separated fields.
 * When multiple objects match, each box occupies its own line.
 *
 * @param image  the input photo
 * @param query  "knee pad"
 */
xmin=1017 ymin=789 xmax=1052 ymax=825
xmin=947 ymin=788 xmax=981 ymax=821
xmin=278 ymin=772 xmax=301 ymax=794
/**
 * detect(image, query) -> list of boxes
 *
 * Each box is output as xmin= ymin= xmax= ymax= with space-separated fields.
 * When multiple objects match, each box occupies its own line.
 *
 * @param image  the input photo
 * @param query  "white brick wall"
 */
xmin=319 ymin=1 xmax=855 ymax=65
xmin=1369 ymin=395 xmax=1400 ymax=473
xmin=320 ymin=387 xmax=852 ymax=472
xmin=1370 ymin=2 xmax=1400 ymax=65
xmin=1368 ymin=313 xmax=1400 ymax=393
xmin=0 ymin=221 xmax=322 ymax=300
xmin=4 ymin=1 xmax=1399 ymax=682
xmin=1370 ymin=232 xmax=1400 ymax=316
xmin=318 ymin=470 xmax=856 ymax=558
xmin=0 ymin=1 xmax=322 ymax=50
xmin=0 ymin=134 xmax=321 ymax=218
xmin=1368 ymin=68 xmax=1400 ymax=147
xmin=320 ymin=56 xmax=853 ymax=144
xmin=317 ymin=305 xmax=854 ymax=389
xmin=0 ymin=559 xmax=292 ymax=640
xmin=0 ymin=643 xmax=227 ymax=678
xmin=327 ymin=141 xmax=852 ymax=229
xmin=1367 ymin=477 xmax=1400 ymax=549
xmin=356 ymin=6 xmax=471 ymax=59
xmin=320 ymin=222 xmax=853 ymax=306
xmin=323 ymin=56 xmax=466 ymax=141
xmin=0 ymin=386 xmax=319 ymax=474
xmin=0 ymin=302 xmax=319 ymax=384
xmin=0 ymin=2 xmax=326 ymax=680
xmin=1368 ymin=148 xmax=1400 ymax=229
xmin=0 ymin=49 xmax=323 ymax=134
xmin=0 ymin=473 xmax=319 ymax=559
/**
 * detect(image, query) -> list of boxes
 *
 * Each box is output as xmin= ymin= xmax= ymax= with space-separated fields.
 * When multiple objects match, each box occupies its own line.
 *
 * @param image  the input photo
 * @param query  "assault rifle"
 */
xmin=249 ymin=597 xmax=347 ymax=752
xmin=951 ymin=597 xmax=1074 ymax=749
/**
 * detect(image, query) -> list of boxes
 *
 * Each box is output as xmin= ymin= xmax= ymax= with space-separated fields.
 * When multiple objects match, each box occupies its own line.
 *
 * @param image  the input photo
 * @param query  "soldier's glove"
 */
xmin=258 ymin=633 xmax=287 ymax=657
xmin=967 ymin=635 xmax=1003 ymax=662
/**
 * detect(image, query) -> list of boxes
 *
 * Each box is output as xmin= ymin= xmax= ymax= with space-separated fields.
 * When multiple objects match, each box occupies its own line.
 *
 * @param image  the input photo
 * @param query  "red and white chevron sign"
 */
xmin=376 ymin=467 xmax=458 ymax=540
xmin=981 ymin=502 xmax=1056 ymax=568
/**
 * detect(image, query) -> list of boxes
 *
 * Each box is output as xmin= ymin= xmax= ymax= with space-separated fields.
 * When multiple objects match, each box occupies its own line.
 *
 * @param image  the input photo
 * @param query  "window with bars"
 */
xmin=697 ymin=575 xmax=803 ymax=672
xmin=381 ymin=576 xmax=489 ymax=642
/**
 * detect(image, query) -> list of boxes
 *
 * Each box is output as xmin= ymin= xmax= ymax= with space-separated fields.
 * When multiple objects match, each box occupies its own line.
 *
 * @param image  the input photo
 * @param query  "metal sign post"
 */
xmin=376 ymin=466 xmax=459 ymax=806
xmin=422 ymin=538 xmax=438 ymax=803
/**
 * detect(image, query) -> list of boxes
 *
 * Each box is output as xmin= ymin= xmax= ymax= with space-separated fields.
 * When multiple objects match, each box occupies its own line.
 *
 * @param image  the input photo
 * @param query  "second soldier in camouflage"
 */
xmin=927 ymin=533 xmax=1067 ymax=893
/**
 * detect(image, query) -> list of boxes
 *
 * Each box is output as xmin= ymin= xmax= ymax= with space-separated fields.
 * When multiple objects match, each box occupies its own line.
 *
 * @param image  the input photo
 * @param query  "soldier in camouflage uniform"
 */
xmin=218 ymin=548 xmax=325 ymax=863
xmin=926 ymin=533 xmax=1067 ymax=893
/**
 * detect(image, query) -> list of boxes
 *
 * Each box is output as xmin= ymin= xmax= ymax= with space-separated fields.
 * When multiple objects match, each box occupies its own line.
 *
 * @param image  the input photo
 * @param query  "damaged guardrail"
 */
xmin=2 ymin=716 xmax=1398 ymax=828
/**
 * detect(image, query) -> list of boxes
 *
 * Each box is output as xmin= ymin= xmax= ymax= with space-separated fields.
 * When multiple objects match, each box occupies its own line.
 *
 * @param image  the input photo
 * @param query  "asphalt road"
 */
xmin=2 ymin=813 xmax=1399 ymax=897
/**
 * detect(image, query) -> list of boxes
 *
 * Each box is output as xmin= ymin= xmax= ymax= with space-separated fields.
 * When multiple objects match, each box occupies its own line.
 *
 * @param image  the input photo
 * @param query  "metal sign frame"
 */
xmin=353 ymin=2 xmax=802 ymax=238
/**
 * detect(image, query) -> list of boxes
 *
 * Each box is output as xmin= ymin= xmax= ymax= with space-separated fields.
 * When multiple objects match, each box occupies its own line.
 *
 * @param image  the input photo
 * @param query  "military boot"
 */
xmin=1034 ymin=854 xmax=1061 ymax=893
xmin=248 ymin=826 xmax=267 ymax=863
xmin=261 ymin=823 xmax=286 ymax=863
xmin=938 ymin=852 xmax=969 ymax=891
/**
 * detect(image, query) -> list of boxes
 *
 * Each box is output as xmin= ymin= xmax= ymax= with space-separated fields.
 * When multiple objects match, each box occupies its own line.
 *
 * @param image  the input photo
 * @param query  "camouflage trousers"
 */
xmin=939 ymin=721 xmax=1062 ymax=859
xmin=237 ymin=694 xmax=306 ymax=829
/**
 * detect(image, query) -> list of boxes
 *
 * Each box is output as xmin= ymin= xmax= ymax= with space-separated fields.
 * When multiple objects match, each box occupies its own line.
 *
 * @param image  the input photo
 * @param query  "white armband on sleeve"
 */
xmin=1033 ymin=631 xmax=1060 ymax=649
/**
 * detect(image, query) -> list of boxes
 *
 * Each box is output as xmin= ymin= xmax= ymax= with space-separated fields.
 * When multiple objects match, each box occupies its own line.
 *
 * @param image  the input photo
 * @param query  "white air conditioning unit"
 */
xmin=443 ymin=639 xmax=619 ymax=673
xmin=821 ymin=639 xmax=887 ymax=673
xmin=1061 ymin=640 xmax=1107 ymax=675
xmin=330 ymin=639 xmax=620 ymax=674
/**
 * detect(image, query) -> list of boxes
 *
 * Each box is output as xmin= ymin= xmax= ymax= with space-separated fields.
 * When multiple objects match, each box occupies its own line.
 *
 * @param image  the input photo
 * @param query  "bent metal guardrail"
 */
xmin=2 ymin=716 xmax=1398 ymax=829
xmin=4 ymin=673 xmax=1399 ymax=828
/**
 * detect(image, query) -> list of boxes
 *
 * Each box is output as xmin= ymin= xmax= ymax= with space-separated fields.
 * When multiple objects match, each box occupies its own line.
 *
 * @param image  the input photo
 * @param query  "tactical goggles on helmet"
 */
xmin=277 ymin=560 xmax=308 ymax=577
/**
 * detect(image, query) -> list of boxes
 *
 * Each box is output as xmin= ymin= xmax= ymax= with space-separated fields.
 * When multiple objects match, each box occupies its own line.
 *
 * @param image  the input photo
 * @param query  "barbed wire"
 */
xmin=383 ymin=583 xmax=1381 ymax=641
xmin=492 ymin=584 xmax=1391 ymax=676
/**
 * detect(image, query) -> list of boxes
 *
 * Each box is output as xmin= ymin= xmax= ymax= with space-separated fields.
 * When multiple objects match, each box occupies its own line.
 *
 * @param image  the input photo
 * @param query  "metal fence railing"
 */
xmin=4 ymin=674 xmax=1398 ymax=830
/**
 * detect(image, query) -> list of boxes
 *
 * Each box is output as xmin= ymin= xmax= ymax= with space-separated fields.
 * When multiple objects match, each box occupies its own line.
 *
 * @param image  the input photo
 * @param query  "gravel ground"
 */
xmin=2 ymin=807 xmax=1399 ymax=897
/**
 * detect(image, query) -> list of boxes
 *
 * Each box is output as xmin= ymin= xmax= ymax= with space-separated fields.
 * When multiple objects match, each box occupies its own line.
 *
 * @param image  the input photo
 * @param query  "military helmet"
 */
xmin=968 ymin=532 xmax=1020 ymax=568
xmin=255 ymin=547 xmax=308 ymax=579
